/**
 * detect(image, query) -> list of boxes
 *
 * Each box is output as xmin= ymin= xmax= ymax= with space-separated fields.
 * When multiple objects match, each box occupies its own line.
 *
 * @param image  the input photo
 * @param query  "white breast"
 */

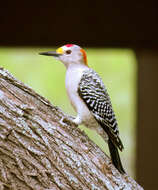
xmin=65 ymin=64 xmax=93 ymax=123
xmin=65 ymin=64 xmax=85 ymax=110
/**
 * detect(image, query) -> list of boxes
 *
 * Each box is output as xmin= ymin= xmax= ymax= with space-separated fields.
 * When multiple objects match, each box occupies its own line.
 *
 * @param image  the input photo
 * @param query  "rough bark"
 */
xmin=0 ymin=68 xmax=143 ymax=190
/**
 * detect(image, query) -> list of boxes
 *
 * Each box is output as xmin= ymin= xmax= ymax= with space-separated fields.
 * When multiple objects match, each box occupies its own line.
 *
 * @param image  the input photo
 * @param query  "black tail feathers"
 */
xmin=108 ymin=139 xmax=125 ymax=174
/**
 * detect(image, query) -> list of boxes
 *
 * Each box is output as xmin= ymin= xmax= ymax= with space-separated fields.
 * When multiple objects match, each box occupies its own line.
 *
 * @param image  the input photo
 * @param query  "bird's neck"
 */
xmin=66 ymin=63 xmax=89 ymax=84
xmin=66 ymin=63 xmax=88 ymax=71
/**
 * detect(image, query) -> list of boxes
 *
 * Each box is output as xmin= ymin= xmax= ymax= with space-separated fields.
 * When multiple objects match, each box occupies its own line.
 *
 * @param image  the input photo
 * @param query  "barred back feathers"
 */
xmin=78 ymin=69 xmax=124 ymax=151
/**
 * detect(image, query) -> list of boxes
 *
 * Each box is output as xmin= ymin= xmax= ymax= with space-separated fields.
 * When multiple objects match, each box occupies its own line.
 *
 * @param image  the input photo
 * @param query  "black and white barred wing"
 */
xmin=78 ymin=69 xmax=124 ymax=151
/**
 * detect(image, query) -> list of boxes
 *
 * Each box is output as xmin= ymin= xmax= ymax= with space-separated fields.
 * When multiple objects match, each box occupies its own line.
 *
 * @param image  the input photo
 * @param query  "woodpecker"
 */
xmin=39 ymin=44 xmax=125 ymax=174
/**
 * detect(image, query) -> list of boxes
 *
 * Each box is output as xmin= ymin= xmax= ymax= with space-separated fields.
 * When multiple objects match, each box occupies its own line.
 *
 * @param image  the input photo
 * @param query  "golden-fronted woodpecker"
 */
xmin=39 ymin=44 xmax=125 ymax=174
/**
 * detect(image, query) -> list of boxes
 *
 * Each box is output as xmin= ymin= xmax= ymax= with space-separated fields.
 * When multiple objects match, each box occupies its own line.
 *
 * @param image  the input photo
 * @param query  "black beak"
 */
xmin=39 ymin=51 xmax=61 ymax=57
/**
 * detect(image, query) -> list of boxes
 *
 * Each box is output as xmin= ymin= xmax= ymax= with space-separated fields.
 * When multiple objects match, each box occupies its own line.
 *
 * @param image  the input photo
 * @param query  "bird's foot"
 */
xmin=72 ymin=116 xmax=82 ymax=126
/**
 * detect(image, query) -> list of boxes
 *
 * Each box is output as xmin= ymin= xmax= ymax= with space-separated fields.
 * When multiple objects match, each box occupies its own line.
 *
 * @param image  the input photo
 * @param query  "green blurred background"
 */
xmin=0 ymin=47 xmax=137 ymax=177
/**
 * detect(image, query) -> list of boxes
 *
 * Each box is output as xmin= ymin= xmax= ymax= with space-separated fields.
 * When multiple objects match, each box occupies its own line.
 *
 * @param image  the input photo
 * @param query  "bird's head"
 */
xmin=39 ymin=44 xmax=88 ymax=68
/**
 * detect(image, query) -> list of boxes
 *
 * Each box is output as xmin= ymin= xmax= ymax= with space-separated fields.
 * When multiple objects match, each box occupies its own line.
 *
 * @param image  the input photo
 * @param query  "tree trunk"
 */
xmin=0 ymin=68 xmax=143 ymax=190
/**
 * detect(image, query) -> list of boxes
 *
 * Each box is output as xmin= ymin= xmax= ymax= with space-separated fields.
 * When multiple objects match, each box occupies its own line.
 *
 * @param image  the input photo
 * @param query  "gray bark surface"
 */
xmin=0 ymin=68 xmax=143 ymax=190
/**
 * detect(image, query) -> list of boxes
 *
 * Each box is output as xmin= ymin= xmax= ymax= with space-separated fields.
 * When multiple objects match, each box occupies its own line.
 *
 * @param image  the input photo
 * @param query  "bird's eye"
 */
xmin=66 ymin=50 xmax=72 ymax=54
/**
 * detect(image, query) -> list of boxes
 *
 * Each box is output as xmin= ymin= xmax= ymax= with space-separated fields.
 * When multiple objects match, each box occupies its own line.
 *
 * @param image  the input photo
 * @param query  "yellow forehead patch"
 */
xmin=56 ymin=47 xmax=64 ymax=54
